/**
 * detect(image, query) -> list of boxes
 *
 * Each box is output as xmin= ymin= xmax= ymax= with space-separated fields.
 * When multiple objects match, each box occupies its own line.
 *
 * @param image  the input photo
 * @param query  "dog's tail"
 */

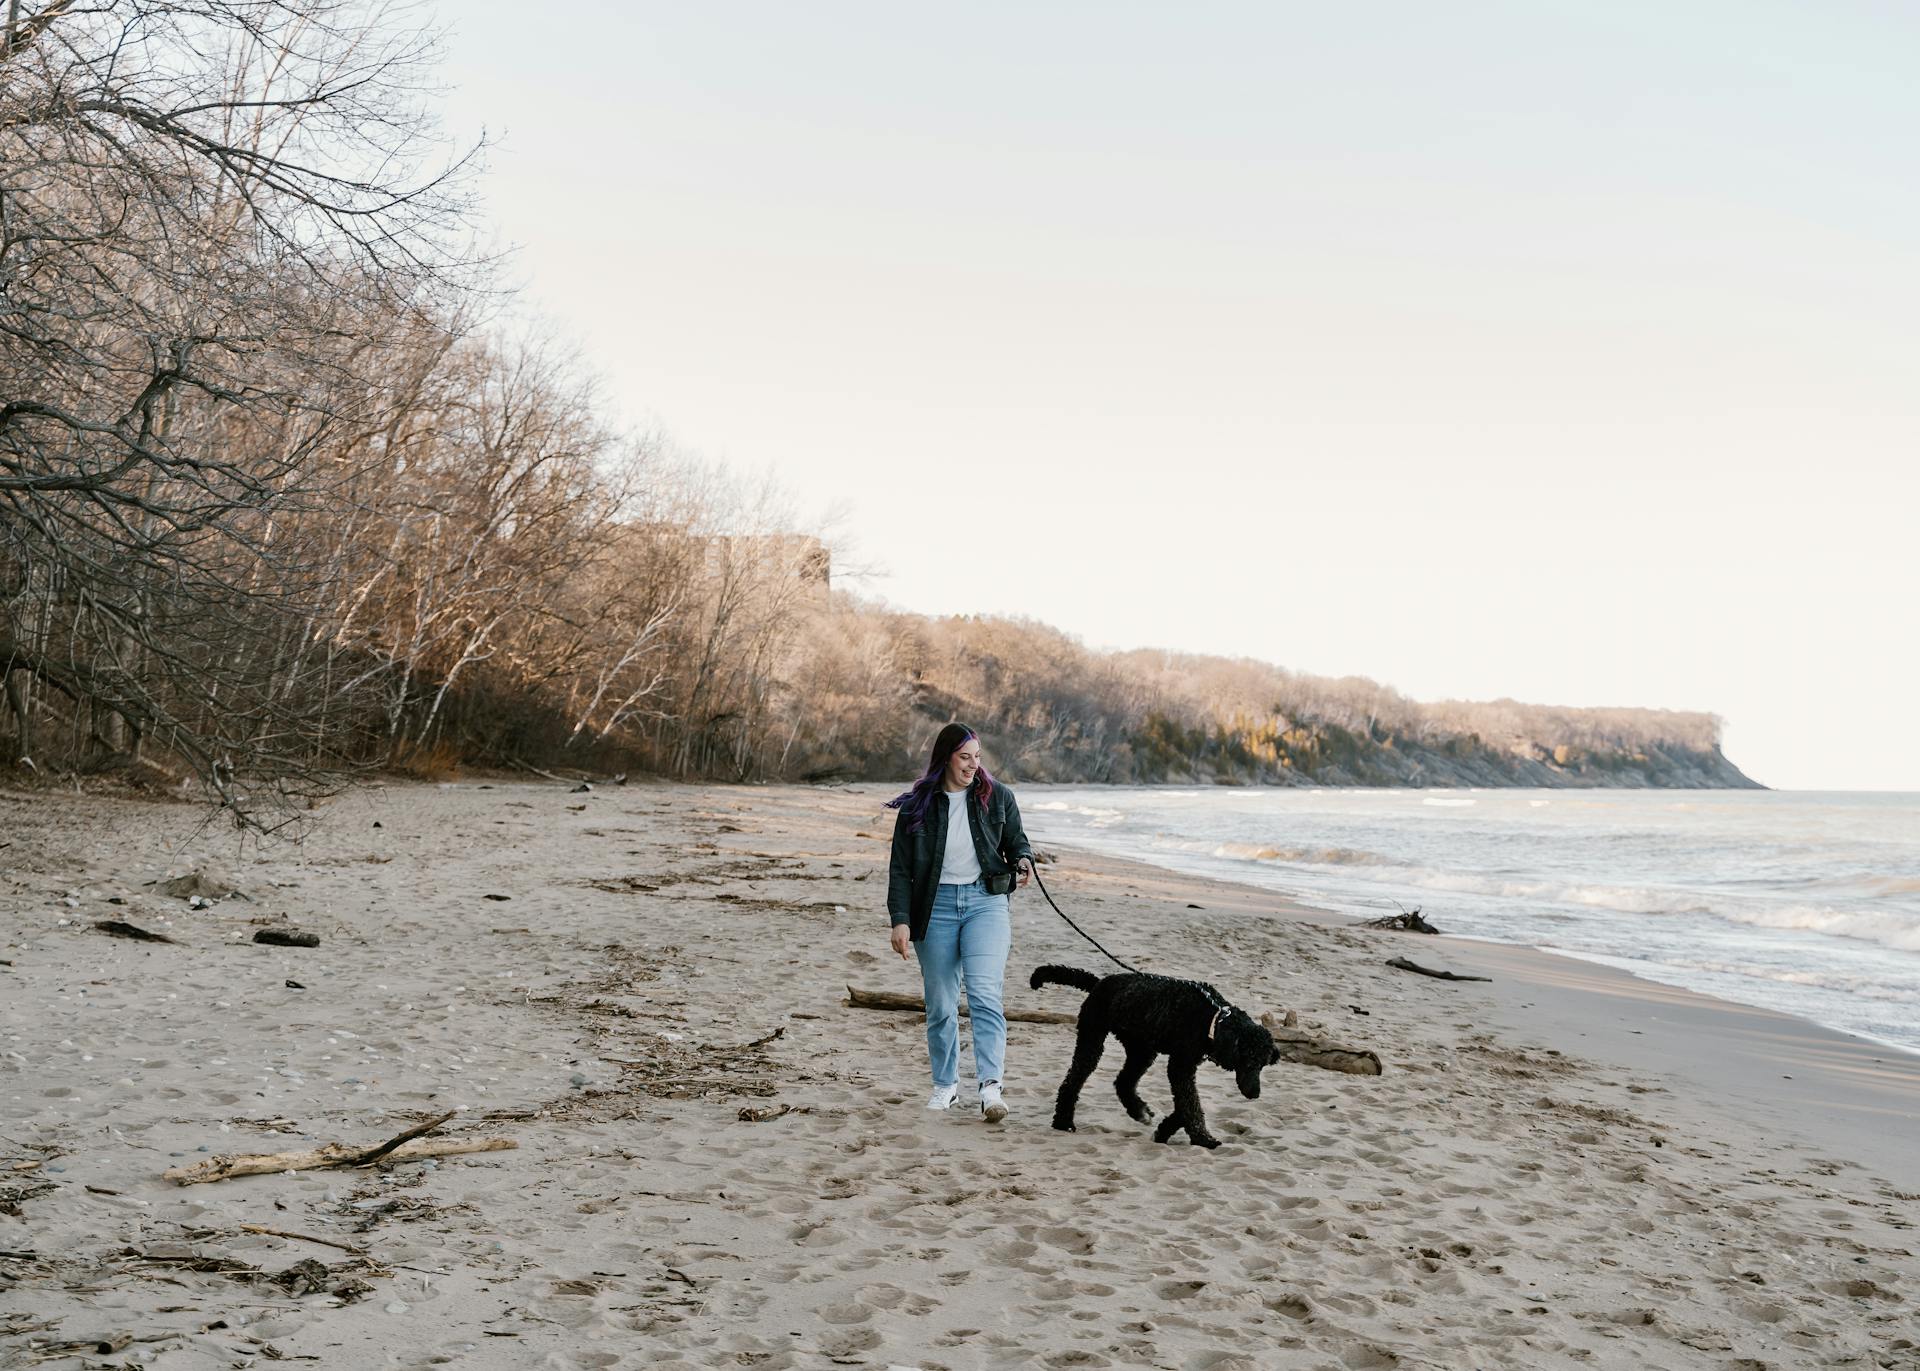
xmin=1029 ymin=964 xmax=1102 ymax=995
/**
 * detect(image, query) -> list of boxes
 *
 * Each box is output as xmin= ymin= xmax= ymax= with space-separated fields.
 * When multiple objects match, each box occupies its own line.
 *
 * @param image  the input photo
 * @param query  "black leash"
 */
xmin=1025 ymin=859 xmax=1139 ymax=972
xmin=1022 ymin=860 xmax=1240 ymax=1024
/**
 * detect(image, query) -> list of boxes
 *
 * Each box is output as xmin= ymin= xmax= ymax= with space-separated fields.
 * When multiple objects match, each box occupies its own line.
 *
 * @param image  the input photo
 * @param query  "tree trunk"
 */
xmin=4 ymin=668 xmax=31 ymax=764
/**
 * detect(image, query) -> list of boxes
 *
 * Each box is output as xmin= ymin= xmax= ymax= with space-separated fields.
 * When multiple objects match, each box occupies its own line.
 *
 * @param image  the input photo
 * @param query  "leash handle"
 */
xmin=1026 ymin=859 xmax=1139 ymax=973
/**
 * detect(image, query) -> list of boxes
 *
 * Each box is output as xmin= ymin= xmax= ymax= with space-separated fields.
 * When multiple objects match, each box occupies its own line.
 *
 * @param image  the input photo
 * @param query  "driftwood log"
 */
xmin=163 ymin=1111 xmax=515 ymax=1185
xmin=1257 ymin=1010 xmax=1384 ymax=1075
xmin=1387 ymin=956 xmax=1490 ymax=983
xmin=254 ymin=928 xmax=321 ymax=948
xmin=846 ymin=985 xmax=1077 ymax=1025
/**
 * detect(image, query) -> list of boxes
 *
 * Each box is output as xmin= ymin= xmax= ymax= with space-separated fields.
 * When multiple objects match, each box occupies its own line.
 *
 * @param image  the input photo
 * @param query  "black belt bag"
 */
xmin=982 ymin=870 xmax=1017 ymax=896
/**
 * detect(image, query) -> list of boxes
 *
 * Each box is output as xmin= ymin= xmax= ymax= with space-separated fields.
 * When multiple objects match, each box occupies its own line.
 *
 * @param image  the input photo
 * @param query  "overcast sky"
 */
xmin=432 ymin=1 xmax=1919 ymax=791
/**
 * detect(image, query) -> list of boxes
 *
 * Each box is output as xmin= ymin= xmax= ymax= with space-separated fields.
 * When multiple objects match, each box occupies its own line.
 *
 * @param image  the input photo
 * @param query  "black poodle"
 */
xmin=1030 ymin=965 xmax=1281 ymax=1148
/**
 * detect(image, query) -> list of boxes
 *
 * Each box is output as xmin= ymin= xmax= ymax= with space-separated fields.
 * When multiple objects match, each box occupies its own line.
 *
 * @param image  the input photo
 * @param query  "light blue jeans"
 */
xmin=916 ymin=878 xmax=1012 ymax=1088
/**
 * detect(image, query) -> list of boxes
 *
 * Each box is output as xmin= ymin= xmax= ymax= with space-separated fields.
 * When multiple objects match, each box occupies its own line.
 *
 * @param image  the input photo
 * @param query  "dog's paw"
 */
xmin=1191 ymin=1135 xmax=1222 ymax=1150
xmin=1050 ymin=1120 xmax=1076 ymax=1133
xmin=1128 ymin=1105 xmax=1156 ymax=1124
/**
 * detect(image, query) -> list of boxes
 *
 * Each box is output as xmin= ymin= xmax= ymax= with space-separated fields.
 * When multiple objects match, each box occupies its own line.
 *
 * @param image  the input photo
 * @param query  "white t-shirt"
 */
xmin=938 ymin=788 xmax=983 ymax=885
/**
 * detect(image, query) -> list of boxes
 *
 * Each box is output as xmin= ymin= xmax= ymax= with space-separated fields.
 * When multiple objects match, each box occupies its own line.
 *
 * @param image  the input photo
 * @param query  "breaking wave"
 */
xmin=1210 ymin=842 xmax=1386 ymax=867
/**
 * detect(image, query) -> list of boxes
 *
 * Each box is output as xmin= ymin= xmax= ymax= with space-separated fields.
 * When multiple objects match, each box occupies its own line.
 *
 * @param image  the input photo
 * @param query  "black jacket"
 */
xmin=886 ymin=781 xmax=1033 ymax=941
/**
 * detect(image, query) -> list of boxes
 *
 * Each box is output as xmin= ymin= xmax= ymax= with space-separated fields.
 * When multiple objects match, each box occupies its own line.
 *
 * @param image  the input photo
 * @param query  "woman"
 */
xmin=885 ymin=723 xmax=1034 ymax=1122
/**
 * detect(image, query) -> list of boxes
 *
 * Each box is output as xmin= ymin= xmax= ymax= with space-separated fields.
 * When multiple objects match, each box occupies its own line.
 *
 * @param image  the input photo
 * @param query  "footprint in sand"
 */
xmin=1263 ymin=1293 xmax=1313 ymax=1321
xmin=817 ymin=1302 xmax=873 ymax=1324
xmin=1037 ymin=1224 xmax=1096 ymax=1255
xmin=1154 ymin=1278 xmax=1209 ymax=1301
xmin=818 ymin=1327 xmax=882 ymax=1357
xmin=855 ymin=1281 xmax=938 ymax=1314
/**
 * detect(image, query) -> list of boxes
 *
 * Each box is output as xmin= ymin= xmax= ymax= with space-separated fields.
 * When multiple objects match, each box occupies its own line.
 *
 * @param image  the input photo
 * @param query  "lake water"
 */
xmin=1020 ymin=787 xmax=1920 ymax=1055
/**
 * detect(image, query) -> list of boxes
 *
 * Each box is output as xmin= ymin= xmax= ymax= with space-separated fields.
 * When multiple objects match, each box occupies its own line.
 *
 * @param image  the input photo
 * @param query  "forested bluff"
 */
xmin=780 ymin=603 xmax=1760 ymax=791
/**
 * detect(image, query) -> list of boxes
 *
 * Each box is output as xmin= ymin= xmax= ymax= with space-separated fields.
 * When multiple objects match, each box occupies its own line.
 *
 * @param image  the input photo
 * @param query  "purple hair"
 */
xmin=886 ymin=722 xmax=996 ymax=833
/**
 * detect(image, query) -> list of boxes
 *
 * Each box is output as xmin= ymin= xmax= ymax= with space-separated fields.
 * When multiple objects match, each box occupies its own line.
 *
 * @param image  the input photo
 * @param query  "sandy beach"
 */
xmin=3 ymin=779 xmax=1917 ymax=1370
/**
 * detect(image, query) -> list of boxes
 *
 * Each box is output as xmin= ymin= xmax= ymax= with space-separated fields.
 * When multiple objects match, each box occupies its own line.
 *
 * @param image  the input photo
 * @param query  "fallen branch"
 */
xmin=238 ymin=1224 xmax=367 ymax=1256
xmin=36 ymin=1332 xmax=134 ymax=1357
xmin=846 ymin=985 xmax=1077 ymax=1025
xmin=253 ymin=928 xmax=320 ymax=948
xmin=162 ymin=1115 xmax=514 ymax=1186
xmin=1258 ymin=1010 xmax=1384 ymax=1075
xmin=1387 ymin=956 xmax=1490 ymax=983
xmin=1363 ymin=907 xmax=1442 ymax=934
xmin=93 ymin=920 xmax=177 ymax=944
xmin=351 ymin=1110 xmax=457 ymax=1167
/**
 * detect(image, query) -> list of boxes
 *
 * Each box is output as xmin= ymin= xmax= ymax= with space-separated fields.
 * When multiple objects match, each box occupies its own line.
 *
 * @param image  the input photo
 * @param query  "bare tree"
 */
xmin=0 ymin=0 xmax=481 ymax=815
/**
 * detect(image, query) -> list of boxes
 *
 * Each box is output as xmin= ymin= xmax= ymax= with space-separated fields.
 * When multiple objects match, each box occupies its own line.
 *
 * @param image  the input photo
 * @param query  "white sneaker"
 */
xmin=926 ymin=1084 xmax=959 ymax=1111
xmin=979 ymin=1081 xmax=1008 ymax=1123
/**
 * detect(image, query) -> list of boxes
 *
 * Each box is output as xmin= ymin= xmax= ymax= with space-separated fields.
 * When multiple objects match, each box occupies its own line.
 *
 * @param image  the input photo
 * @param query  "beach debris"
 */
xmin=571 ymin=782 xmax=593 ymax=793
xmin=238 ymin=1225 xmax=368 ymax=1257
xmin=1386 ymin=956 xmax=1490 ymax=983
xmin=253 ymin=928 xmax=320 ymax=948
xmin=1364 ymin=906 xmax=1442 ymax=934
xmin=588 ymin=876 xmax=659 ymax=893
xmin=737 ymin=1103 xmax=794 ymax=1122
xmin=846 ymin=985 xmax=1078 ymax=1025
xmin=0 ymin=1173 xmax=56 ymax=1217
xmin=1256 ymin=1010 xmax=1385 ymax=1075
xmin=92 ymin=919 xmax=177 ymax=944
xmin=286 ymin=978 xmax=306 ymax=990
xmin=31 ymin=1331 xmax=135 ymax=1356
xmin=162 ymin=1110 xmax=516 ymax=1185
xmin=483 ymin=893 xmax=512 ymax=901
xmin=269 ymin=1257 xmax=335 ymax=1296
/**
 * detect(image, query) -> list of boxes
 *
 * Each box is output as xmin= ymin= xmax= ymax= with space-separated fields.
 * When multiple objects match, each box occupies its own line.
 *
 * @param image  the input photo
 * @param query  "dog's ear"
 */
xmin=1219 ymin=1012 xmax=1272 ymax=1072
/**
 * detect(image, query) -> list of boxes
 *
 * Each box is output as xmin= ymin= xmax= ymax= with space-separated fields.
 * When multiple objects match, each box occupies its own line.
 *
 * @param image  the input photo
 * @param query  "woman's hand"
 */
xmin=1017 ymin=857 xmax=1034 ymax=889
xmin=889 ymin=924 xmax=911 ymax=959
